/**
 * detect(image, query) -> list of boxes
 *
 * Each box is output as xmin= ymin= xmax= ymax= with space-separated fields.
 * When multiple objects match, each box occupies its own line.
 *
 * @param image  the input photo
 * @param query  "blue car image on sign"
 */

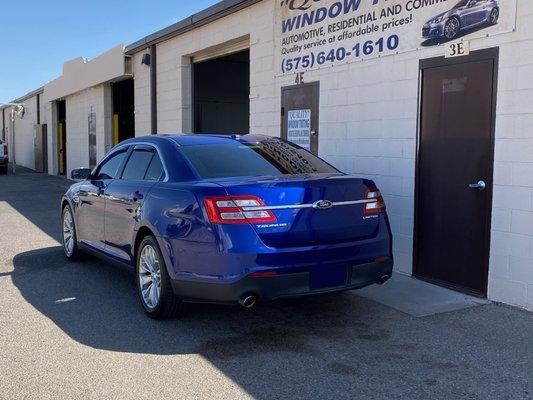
xmin=422 ymin=0 xmax=500 ymax=43
xmin=275 ymin=0 xmax=514 ymax=74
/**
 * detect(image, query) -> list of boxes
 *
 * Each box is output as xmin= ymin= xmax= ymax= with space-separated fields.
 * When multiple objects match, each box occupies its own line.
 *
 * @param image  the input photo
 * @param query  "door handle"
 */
xmin=469 ymin=180 xmax=486 ymax=191
xmin=97 ymin=184 xmax=107 ymax=196
xmin=131 ymin=191 xmax=144 ymax=202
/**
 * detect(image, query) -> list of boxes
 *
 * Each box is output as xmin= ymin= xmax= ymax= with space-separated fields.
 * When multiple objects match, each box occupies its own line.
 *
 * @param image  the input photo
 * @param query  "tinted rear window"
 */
xmin=180 ymin=139 xmax=338 ymax=179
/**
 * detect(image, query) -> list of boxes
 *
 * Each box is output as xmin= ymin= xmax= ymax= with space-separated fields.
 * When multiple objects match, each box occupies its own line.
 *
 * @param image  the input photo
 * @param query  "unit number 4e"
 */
xmin=445 ymin=41 xmax=470 ymax=58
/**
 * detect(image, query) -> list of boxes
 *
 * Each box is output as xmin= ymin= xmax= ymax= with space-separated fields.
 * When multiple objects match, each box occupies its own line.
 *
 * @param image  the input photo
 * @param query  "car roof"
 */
xmin=118 ymin=134 xmax=275 ymax=147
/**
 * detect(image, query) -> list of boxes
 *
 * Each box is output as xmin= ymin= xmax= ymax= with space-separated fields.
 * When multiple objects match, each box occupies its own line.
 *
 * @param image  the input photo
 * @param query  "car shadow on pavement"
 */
xmin=11 ymin=246 xmax=415 ymax=398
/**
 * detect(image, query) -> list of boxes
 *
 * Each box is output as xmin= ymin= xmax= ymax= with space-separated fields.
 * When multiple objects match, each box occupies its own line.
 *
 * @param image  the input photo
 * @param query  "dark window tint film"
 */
xmin=181 ymin=138 xmax=338 ymax=179
xmin=122 ymin=150 xmax=154 ymax=181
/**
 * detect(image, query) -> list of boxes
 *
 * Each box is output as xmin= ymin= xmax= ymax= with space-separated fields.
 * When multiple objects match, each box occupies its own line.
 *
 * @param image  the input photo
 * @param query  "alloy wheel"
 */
xmin=138 ymin=245 xmax=162 ymax=310
xmin=444 ymin=18 xmax=460 ymax=39
xmin=63 ymin=209 xmax=75 ymax=257
xmin=490 ymin=9 xmax=499 ymax=25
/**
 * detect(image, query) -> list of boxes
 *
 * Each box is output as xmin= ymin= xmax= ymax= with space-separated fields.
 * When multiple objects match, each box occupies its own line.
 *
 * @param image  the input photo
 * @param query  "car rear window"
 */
xmin=180 ymin=139 xmax=338 ymax=179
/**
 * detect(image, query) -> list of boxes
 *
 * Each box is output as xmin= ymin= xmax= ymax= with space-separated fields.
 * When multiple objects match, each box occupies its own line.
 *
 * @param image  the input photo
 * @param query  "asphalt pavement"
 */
xmin=0 ymin=167 xmax=532 ymax=400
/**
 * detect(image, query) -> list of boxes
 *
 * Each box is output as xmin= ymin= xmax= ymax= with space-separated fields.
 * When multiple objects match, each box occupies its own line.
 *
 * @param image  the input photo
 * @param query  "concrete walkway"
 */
xmin=357 ymin=273 xmax=490 ymax=317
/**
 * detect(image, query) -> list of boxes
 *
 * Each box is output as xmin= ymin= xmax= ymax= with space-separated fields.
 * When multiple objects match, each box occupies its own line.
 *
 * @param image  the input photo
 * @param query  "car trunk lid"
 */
xmin=210 ymin=174 xmax=384 ymax=248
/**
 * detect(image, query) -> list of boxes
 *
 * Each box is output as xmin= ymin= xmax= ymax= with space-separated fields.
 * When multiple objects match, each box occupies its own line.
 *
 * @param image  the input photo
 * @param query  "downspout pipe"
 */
xmin=150 ymin=44 xmax=157 ymax=135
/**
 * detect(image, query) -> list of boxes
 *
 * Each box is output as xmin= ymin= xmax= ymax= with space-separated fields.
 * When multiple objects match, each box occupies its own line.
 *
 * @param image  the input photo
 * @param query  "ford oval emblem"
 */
xmin=313 ymin=200 xmax=333 ymax=210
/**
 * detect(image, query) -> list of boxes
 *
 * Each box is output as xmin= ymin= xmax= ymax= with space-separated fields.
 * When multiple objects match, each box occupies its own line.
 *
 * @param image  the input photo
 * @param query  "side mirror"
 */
xmin=71 ymin=168 xmax=92 ymax=181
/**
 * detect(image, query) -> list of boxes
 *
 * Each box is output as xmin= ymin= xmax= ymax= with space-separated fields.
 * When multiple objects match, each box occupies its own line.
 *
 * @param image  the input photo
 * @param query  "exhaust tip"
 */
xmin=238 ymin=294 xmax=257 ymax=308
xmin=378 ymin=275 xmax=391 ymax=285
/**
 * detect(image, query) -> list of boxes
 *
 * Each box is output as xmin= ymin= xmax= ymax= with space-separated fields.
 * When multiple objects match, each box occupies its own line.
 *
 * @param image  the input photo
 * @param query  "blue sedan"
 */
xmin=422 ymin=0 xmax=499 ymax=41
xmin=62 ymin=135 xmax=393 ymax=319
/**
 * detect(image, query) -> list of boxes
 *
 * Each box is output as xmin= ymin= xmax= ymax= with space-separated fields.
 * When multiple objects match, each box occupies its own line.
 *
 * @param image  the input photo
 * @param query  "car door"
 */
xmin=75 ymin=148 xmax=129 ymax=250
xmin=463 ymin=0 xmax=486 ymax=26
xmin=103 ymin=145 xmax=165 ymax=262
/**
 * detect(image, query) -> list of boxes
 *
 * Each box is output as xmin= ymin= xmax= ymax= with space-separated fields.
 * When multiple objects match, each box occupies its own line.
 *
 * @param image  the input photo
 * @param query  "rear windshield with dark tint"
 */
xmin=180 ymin=139 xmax=339 ymax=179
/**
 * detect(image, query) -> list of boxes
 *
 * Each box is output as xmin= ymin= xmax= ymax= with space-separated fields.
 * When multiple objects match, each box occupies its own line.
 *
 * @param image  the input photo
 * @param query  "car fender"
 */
xmin=130 ymin=219 xmax=179 ymax=278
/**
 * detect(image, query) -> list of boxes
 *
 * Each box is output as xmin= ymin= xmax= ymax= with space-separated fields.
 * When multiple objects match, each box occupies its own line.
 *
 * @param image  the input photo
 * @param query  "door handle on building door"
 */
xmin=469 ymin=180 xmax=486 ymax=191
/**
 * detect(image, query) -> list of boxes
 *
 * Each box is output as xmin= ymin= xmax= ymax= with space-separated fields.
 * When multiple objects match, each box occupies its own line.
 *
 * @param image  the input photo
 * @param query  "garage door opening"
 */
xmin=193 ymin=49 xmax=250 ymax=134
xmin=112 ymin=78 xmax=135 ymax=144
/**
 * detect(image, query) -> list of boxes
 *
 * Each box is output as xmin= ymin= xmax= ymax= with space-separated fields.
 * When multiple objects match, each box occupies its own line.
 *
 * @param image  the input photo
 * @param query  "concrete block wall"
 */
xmin=486 ymin=0 xmax=533 ymax=309
xmin=65 ymin=85 xmax=109 ymax=177
xmin=132 ymin=51 xmax=151 ymax=136
xmin=132 ymin=1 xmax=276 ymax=137
xmin=13 ymin=96 xmax=38 ymax=170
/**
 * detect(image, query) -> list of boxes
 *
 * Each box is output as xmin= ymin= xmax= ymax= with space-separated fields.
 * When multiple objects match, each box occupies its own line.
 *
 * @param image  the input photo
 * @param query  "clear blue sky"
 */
xmin=0 ymin=0 xmax=220 ymax=103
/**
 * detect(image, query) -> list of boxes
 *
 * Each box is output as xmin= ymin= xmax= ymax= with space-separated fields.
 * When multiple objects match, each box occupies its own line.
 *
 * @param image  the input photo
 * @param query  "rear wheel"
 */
xmin=136 ymin=236 xmax=183 ymax=319
xmin=0 ymin=165 xmax=7 ymax=175
xmin=62 ymin=205 xmax=81 ymax=260
xmin=444 ymin=17 xmax=460 ymax=40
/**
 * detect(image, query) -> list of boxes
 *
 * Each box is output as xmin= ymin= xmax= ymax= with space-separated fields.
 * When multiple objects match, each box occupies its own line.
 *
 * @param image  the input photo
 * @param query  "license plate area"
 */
xmin=309 ymin=264 xmax=348 ymax=290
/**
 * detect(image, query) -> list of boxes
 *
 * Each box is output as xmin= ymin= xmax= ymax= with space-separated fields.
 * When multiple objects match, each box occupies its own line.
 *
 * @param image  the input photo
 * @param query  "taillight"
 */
xmin=3 ymin=146 xmax=7 ymax=156
xmin=364 ymin=189 xmax=386 ymax=215
xmin=204 ymin=195 xmax=277 ymax=224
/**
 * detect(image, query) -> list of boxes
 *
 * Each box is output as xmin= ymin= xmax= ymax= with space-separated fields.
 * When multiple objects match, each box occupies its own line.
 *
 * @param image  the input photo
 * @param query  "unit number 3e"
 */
xmin=445 ymin=41 xmax=470 ymax=58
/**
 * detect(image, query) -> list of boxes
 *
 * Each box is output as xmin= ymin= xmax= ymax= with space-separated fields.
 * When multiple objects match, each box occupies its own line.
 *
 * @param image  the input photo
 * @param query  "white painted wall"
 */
xmin=65 ymin=85 xmax=111 ymax=178
xmin=44 ymin=45 xmax=126 ymax=103
xmin=130 ymin=0 xmax=533 ymax=310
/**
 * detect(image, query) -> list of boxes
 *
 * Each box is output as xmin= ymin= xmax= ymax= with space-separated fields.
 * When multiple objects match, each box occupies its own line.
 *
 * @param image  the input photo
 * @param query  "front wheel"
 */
xmin=489 ymin=8 xmax=499 ymax=25
xmin=444 ymin=17 xmax=460 ymax=40
xmin=62 ymin=205 xmax=81 ymax=260
xmin=136 ymin=236 xmax=183 ymax=319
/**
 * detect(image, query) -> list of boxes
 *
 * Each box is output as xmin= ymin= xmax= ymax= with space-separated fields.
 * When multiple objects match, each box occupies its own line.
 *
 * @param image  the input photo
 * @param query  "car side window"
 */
xmin=95 ymin=150 xmax=127 ymax=180
xmin=144 ymin=152 xmax=165 ymax=181
xmin=121 ymin=149 xmax=155 ymax=181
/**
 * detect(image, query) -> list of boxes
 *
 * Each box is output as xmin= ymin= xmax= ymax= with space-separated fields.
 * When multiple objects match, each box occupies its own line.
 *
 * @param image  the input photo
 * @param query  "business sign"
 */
xmin=287 ymin=109 xmax=312 ymax=150
xmin=276 ymin=0 xmax=516 ymax=74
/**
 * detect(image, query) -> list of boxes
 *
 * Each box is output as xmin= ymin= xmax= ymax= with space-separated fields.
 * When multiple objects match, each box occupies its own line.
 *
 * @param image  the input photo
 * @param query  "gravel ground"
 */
xmin=0 ymin=167 xmax=532 ymax=400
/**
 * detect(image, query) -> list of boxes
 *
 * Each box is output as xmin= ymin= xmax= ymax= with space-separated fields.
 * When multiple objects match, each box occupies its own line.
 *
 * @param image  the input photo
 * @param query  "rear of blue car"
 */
xmin=166 ymin=138 xmax=393 ymax=305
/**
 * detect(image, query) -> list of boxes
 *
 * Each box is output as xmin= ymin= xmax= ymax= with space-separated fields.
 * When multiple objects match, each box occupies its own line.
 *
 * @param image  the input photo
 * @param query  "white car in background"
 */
xmin=0 ymin=140 xmax=8 ymax=174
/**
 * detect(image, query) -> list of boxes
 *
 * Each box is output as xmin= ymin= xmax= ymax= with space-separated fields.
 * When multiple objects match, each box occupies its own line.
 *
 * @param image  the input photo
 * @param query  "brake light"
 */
xmin=249 ymin=270 xmax=278 ymax=278
xmin=364 ymin=189 xmax=386 ymax=215
xmin=204 ymin=195 xmax=277 ymax=224
xmin=3 ymin=145 xmax=7 ymax=156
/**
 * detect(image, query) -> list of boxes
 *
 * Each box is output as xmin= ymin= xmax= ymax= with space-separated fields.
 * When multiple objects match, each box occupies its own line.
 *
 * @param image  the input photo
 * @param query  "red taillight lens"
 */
xmin=204 ymin=195 xmax=277 ymax=225
xmin=3 ymin=146 xmax=7 ymax=156
xmin=249 ymin=270 xmax=278 ymax=278
xmin=364 ymin=189 xmax=386 ymax=215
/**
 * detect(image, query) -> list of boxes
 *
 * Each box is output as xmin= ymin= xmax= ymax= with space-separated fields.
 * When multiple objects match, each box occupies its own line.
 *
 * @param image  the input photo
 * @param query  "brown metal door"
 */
xmin=281 ymin=82 xmax=319 ymax=155
xmin=415 ymin=51 xmax=497 ymax=296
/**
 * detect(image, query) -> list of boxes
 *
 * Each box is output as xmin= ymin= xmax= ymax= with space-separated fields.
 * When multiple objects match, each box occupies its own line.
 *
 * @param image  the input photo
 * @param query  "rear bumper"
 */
xmin=171 ymin=259 xmax=393 ymax=304
xmin=0 ymin=157 xmax=7 ymax=166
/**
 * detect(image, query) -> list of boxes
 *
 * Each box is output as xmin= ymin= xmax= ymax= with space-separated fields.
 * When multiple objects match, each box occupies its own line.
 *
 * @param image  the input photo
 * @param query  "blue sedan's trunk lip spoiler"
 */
xmin=241 ymin=199 xmax=374 ymax=212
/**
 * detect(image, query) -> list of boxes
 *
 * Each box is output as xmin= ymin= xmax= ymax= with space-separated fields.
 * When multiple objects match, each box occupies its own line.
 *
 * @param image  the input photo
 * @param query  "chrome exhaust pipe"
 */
xmin=378 ymin=275 xmax=391 ymax=285
xmin=238 ymin=295 xmax=257 ymax=308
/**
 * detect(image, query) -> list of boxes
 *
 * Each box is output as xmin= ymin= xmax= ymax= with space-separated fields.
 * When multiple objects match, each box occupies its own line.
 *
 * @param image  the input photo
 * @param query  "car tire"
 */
xmin=62 ymin=204 xmax=81 ymax=261
xmin=444 ymin=17 xmax=460 ymax=40
xmin=136 ymin=235 xmax=183 ymax=319
xmin=489 ymin=8 xmax=499 ymax=25
xmin=0 ymin=165 xmax=7 ymax=175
